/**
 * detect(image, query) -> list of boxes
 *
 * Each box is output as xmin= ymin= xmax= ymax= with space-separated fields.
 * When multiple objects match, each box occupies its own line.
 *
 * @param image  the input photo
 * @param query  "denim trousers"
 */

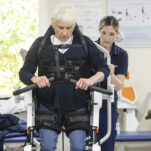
xmin=38 ymin=104 xmax=87 ymax=151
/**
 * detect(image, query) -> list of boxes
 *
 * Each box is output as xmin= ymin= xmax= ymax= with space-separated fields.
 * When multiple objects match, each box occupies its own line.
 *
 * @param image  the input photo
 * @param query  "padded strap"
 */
xmin=35 ymin=111 xmax=62 ymax=134
xmin=63 ymin=111 xmax=90 ymax=136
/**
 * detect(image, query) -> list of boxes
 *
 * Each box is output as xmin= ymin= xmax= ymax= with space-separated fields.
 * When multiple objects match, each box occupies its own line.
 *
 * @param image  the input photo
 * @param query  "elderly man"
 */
xmin=19 ymin=4 xmax=109 ymax=151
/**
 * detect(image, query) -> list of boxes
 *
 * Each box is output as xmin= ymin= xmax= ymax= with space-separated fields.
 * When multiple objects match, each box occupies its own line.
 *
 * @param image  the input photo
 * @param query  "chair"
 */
xmin=117 ymin=72 xmax=138 ymax=131
xmin=119 ymin=86 xmax=137 ymax=104
xmin=118 ymin=72 xmax=137 ymax=105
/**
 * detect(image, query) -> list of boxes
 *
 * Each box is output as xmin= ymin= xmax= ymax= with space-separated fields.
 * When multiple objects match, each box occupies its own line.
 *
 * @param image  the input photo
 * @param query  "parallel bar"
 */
xmin=70 ymin=79 xmax=113 ymax=95
xmin=13 ymin=77 xmax=54 ymax=96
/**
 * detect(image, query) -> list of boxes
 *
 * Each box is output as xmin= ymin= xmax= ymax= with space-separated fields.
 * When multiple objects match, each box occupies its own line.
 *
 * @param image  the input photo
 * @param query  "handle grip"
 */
xmin=70 ymin=79 xmax=113 ymax=95
xmin=13 ymin=77 xmax=54 ymax=96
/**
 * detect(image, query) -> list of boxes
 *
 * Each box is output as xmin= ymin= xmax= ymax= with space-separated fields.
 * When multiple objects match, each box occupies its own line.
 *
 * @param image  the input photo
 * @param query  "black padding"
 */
xmin=35 ymin=111 xmax=62 ymax=134
xmin=38 ymin=58 xmax=89 ymax=80
xmin=63 ymin=111 xmax=90 ymax=136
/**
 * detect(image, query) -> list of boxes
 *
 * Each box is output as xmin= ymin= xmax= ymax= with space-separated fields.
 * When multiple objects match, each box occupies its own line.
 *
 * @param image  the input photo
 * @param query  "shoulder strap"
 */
xmin=37 ymin=25 xmax=54 ymax=64
xmin=73 ymin=24 xmax=94 ymax=73
xmin=73 ymin=24 xmax=89 ymax=57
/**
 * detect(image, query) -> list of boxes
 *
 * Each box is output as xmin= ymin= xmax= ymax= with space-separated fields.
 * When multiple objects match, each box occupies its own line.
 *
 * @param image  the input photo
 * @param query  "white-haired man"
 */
xmin=19 ymin=4 xmax=110 ymax=151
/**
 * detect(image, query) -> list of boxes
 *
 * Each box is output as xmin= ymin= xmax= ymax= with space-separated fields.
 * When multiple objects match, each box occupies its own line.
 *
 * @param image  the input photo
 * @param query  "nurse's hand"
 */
xmin=108 ymin=64 xmax=116 ymax=75
xmin=31 ymin=76 xmax=50 ymax=88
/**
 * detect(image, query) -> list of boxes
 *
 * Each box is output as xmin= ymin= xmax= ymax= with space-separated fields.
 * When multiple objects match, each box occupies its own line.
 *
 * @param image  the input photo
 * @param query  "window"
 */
xmin=0 ymin=0 xmax=39 ymax=94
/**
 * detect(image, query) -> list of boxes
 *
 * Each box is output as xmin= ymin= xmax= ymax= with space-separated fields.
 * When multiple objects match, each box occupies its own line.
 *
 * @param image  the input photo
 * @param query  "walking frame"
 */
xmin=13 ymin=42 xmax=114 ymax=151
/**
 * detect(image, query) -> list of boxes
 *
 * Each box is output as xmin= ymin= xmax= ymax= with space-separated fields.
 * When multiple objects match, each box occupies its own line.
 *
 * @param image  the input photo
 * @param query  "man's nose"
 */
xmin=62 ymin=29 xmax=68 ymax=36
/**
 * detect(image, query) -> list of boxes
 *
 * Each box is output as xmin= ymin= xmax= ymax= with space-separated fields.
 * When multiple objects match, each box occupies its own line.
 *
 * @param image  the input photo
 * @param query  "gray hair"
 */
xmin=51 ymin=4 xmax=77 ymax=26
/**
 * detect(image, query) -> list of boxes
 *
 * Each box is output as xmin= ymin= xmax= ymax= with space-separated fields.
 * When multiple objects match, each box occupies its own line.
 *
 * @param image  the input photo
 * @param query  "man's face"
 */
xmin=53 ymin=20 xmax=75 ymax=42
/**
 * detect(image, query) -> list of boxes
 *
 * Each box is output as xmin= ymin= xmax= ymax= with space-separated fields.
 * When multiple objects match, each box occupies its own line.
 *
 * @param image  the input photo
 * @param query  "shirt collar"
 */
xmin=50 ymin=35 xmax=73 ymax=54
xmin=51 ymin=35 xmax=73 ymax=45
xmin=110 ymin=42 xmax=118 ymax=56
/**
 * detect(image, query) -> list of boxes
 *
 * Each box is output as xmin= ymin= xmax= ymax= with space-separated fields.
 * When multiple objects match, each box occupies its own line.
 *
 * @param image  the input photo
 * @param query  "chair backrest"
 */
xmin=119 ymin=72 xmax=137 ymax=104
xmin=120 ymin=86 xmax=137 ymax=104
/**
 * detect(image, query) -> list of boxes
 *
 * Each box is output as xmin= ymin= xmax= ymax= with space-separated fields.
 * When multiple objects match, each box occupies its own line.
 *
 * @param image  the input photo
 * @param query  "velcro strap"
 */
xmin=65 ymin=112 xmax=89 ymax=125
xmin=64 ymin=111 xmax=90 ymax=136
xmin=35 ymin=111 xmax=62 ymax=134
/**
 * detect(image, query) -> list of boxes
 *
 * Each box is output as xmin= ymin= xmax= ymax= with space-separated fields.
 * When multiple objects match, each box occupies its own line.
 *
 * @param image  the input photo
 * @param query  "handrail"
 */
xmin=94 ymin=41 xmax=113 ymax=146
xmin=13 ymin=77 xmax=54 ymax=96
xmin=13 ymin=77 xmax=112 ymax=96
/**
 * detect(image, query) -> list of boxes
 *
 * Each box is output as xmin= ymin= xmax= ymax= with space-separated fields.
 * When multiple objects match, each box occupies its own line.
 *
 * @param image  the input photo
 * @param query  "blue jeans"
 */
xmin=38 ymin=105 xmax=87 ymax=151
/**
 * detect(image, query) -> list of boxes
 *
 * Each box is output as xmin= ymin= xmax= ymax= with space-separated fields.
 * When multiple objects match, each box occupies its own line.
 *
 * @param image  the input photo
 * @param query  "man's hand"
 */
xmin=31 ymin=76 xmax=50 ymax=88
xmin=75 ymin=78 xmax=94 ymax=90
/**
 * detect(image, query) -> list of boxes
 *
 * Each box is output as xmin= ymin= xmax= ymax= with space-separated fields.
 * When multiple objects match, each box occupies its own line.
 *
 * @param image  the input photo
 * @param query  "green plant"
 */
xmin=0 ymin=0 xmax=38 ymax=93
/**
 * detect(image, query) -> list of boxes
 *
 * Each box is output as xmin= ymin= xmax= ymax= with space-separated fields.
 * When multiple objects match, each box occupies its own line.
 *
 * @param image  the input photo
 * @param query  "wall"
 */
xmin=38 ymin=0 xmax=151 ymax=130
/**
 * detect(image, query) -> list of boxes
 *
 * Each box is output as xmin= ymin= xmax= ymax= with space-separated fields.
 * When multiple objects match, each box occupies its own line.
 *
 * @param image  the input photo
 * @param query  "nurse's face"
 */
xmin=53 ymin=20 xmax=75 ymax=42
xmin=99 ymin=26 xmax=117 ymax=50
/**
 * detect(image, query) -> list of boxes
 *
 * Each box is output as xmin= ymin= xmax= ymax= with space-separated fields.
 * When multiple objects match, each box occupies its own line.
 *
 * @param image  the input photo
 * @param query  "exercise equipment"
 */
xmin=12 ymin=42 xmax=114 ymax=151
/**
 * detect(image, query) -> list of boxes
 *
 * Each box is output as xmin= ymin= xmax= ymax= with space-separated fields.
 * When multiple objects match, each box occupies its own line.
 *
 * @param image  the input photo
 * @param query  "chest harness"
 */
xmin=37 ymin=24 xmax=94 ymax=81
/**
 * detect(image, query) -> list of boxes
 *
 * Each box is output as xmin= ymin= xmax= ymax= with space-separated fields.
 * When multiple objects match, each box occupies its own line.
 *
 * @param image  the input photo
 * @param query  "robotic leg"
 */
xmin=86 ymin=84 xmax=114 ymax=151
